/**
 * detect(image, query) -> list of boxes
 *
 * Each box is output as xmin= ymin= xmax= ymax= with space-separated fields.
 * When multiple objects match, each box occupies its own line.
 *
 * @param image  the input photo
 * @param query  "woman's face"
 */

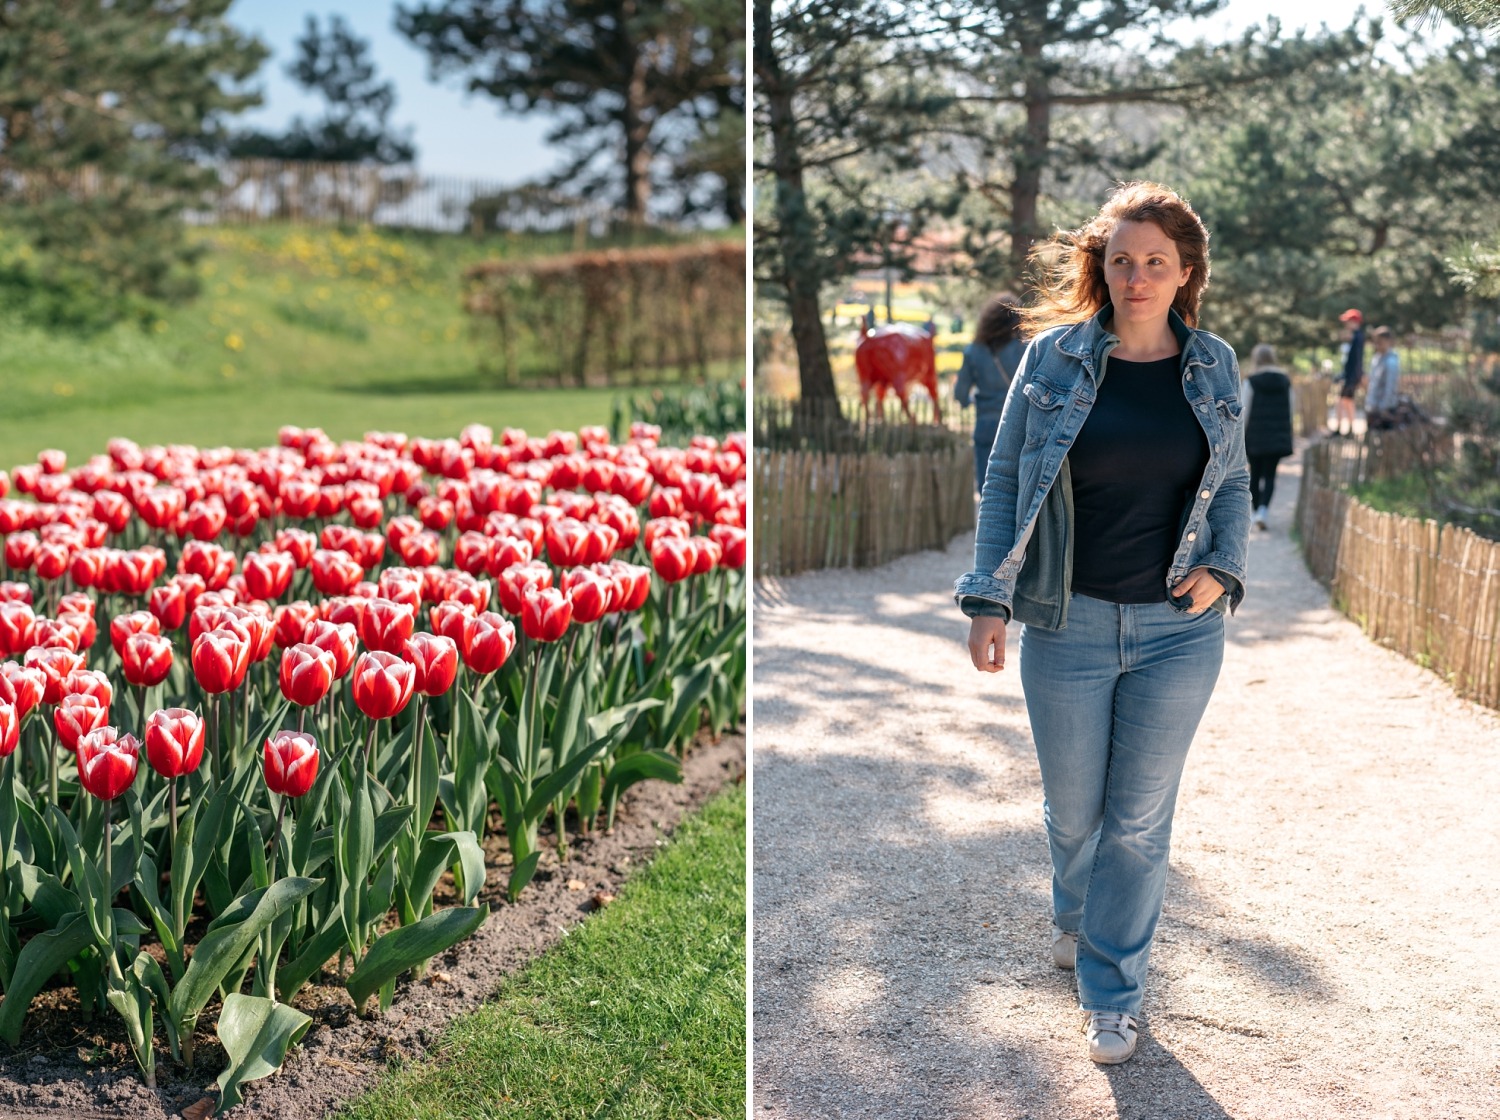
xmin=1102 ymin=220 xmax=1191 ymax=330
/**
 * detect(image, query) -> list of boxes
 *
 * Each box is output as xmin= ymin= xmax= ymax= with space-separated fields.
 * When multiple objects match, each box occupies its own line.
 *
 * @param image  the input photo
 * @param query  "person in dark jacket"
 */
xmin=954 ymin=294 xmax=1025 ymax=491
xmin=1241 ymin=343 xmax=1295 ymax=531
xmin=1334 ymin=308 xmax=1365 ymax=436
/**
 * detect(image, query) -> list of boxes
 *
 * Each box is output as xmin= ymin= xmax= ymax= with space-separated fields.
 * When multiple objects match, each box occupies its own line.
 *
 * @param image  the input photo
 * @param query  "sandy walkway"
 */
xmin=751 ymin=456 xmax=1500 ymax=1119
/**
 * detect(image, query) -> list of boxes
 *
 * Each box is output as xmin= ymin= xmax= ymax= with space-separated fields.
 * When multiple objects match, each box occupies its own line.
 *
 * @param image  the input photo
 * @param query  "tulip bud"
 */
xmin=280 ymin=643 xmax=336 ymax=708
xmin=649 ymin=536 xmax=696 ymax=584
xmin=145 ymin=707 xmax=205 ymax=779
xmin=191 ymin=627 xmax=249 ymax=694
xmin=351 ymin=650 xmax=416 ymax=721
xmin=76 ymin=727 xmax=140 ymax=800
xmin=521 ymin=586 xmax=572 ymax=643
xmin=359 ymin=598 xmax=416 ymax=655
xmin=461 ymin=612 xmax=516 ymax=675
xmin=264 ymin=730 xmax=319 ymax=798
xmin=561 ymin=568 xmax=611 ymax=625
xmin=404 ymin=632 xmax=459 ymax=696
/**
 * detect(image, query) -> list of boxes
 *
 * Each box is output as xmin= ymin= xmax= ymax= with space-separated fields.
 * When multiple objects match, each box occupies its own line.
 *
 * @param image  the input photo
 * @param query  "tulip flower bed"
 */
xmin=0 ymin=421 xmax=746 ymax=1112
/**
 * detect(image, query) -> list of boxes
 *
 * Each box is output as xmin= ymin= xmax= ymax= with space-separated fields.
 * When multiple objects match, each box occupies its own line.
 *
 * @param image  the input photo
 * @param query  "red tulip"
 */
xmin=179 ymin=539 xmax=235 ymax=590
xmin=304 ymin=619 xmax=359 ymax=678
xmin=29 ymin=616 xmax=82 ymax=653
xmin=648 ymin=487 xmax=686 ymax=520
xmin=122 ymin=632 xmax=175 ymax=688
xmin=191 ymin=627 xmax=249 ymax=694
xmin=0 ymin=601 xmax=35 ymax=656
xmin=430 ymin=600 xmax=476 ymax=655
xmin=0 ymin=582 xmax=33 ymax=605
xmin=273 ymin=526 xmax=317 ymax=567
xmin=612 ymin=465 xmax=654 ymax=506
xmin=149 ymin=582 xmax=190 ymax=630
xmin=359 ymin=597 xmax=416 ymax=655
xmin=264 ymin=730 xmax=319 ymax=798
xmin=35 ymin=541 xmax=71 ymax=582
xmin=484 ymin=536 xmax=532 ymax=578
xmin=109 ymin=610 xmax=161 ymax=656
xmin=690 ymin=536 xmax=722 ymax=575
xmin=709 ymin=525 xmax=746 ymax=570
xmin=521 ymin=586 xmax=572 ymax=643
xmin=351 ymin=650 xmax=416 ymax=720
xmin=643 ymin=516 xmax=691 ymax=551
xmin=58 ymin=610 xmax=97 ymax=650
xmin=280 ymin=643 xmax=336 ymax=707
xmin=396 ymin=529 xmax=441 ymax=567
xmin=544 ymin=518 xmax=591 ymax=568
xmin=273 ymin=601 xmax=317 ymax=649
xmin=0 ymin=662 xmax=45 ymax=720
xmin=92 ymin=490 xmax=133 ymax=533
xmin=461 ymin=611 xmax=516 ymax=675
xmin=183 ymin=498 xmax=227 ymax=541
xmin=309 ymin=549 xmax=364 ymax=596
xmin=0 ymin=701 xmax=17 ymax=758
xmin=404 ymin=632 xmax=459 ymax=695
xmin=608 ymin=561 xmax=653 ymax=613
xmin=55 ymin=694 xmax=109 ymax=753
xmin=562 ymin=567 xmax=611 ymax=624
xmin=63 ymin=668 xmax=113 ymax=708
xmin=25 ymin=646 xmax=87 ymax=704
xmin=242 ymin=551 xmax=294 ymax=600
xmin=377 ymin=568 xmax=423 ymax=610
xmin=145 ymin=708 xmax=205 ymax=778
xmin=650 ymin=536 xmax=696 ymax=584
xmin=68 ymin=548 xmax=106 ymax=588
xmin=495 ymin=560 xmax=553 ymax=616
xmin=76 ymin=727 xmax=140 ymax=801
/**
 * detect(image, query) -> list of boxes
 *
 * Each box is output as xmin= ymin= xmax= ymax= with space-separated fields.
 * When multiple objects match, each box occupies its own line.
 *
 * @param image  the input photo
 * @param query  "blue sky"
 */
xmin=226 ymin=1 xmax=1389 ymax=183
xmin=227 ymin=0 xmax=557 ymax=182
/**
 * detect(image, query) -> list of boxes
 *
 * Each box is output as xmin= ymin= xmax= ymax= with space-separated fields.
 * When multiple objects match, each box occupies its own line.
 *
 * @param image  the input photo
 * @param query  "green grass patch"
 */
xmin=0 ymin=222 xmax=743 ymax=466
xmin=1348 ymin=473 xmax=1439 ymax=520
xmin=337 ymin=782 xmax=746 ymax=1120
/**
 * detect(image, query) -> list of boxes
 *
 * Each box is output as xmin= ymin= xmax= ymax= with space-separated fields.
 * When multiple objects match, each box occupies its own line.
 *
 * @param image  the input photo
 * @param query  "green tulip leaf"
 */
xmin=409 ymin=831 xmax=487 ymax=910
xmin=507 ymin=850 xmax=543 ymax=902
xmin=602 ymin=749 xmax=683 ymax=809
xmin=345 ymin=905 xmax=486 ymax=1017
xmin=215 ymin=993 xmax=313 ymax=1112
xmin=276 ymin=909 xmax=347 ymax=1001
xmin=0 ymin=912 xmax=92 ymax=1045
xmin=167 ymin=876 xmax=321 ymax=1059
xmin=105 ymin=968 xmax=156 ymax=1087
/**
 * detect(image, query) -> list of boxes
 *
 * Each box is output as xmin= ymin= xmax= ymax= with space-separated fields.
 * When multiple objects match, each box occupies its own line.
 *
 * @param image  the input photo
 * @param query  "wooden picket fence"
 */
xmin=754 ymin=436 xmax=974 ymax=577
xmin=1295 ymin=435 xmax=1500 ymax=710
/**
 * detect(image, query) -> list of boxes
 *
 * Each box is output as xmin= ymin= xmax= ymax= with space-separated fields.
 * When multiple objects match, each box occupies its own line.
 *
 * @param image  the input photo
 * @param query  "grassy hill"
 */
xmin=1 ymin=223 xmax=744 ymax=466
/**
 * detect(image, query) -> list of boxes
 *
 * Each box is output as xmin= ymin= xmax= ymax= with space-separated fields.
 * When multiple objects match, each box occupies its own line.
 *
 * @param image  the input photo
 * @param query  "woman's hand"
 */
xmin=1171 ymin=567 xmax=1225 ymax=615
xmin=968 ymin=616 xmax=1007 ymax=672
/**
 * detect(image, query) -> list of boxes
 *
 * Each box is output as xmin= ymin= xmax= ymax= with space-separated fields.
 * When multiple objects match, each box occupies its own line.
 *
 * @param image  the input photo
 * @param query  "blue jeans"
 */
xmin=1018 ymin=592 xmax=1224 ymax=1015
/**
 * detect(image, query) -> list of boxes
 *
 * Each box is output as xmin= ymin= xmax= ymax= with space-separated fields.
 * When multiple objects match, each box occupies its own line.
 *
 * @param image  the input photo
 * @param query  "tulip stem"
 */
xmin=411 ymin=696 xmax=426 ymax=822
xmin=135 ymin=685 xmax=147 ymax=736
xmin=365 ymin=719 xmax=377 ymax=768
xmin=298 ymin=706 xmax=305 ymax=734
xmin=103 ymin=797 xmax=113 ymax=903
xmin=168 ymin=775 xmax=178 ymax=855
xmin=47 ymin=713 xmax=58 ymax=808
xmin=208 ymin=694 xmax=221 ymax=781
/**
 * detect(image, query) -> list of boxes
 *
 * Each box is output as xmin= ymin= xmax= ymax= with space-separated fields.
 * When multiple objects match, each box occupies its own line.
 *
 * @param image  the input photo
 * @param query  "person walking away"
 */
xmin=954 ymin=182 xmax=1250 ymax=1066
xmin=1365 ymin=327 xmax=1400 ymax=430
xmin=1334 ymin=308 xmax=1365 ymax=436
xmin=954 ymin=294 xmax=1025 ymax=491
xmin=1242 ymin=343 xmax=1295 ymax=531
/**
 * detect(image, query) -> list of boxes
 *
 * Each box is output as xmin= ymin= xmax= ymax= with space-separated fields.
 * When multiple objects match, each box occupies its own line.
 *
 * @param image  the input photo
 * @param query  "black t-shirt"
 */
xmin=1068 ymin=354 xmax=1209 ymax=604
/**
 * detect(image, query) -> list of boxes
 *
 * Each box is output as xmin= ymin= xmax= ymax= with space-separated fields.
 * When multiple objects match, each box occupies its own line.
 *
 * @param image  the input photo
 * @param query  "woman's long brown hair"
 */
xmin=1020 ymin=181 xmax=1211 ymax=336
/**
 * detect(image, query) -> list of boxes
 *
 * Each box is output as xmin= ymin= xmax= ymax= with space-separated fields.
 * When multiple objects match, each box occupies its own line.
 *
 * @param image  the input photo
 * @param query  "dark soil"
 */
xmin=0 ymin=733 xmax=745 ymax=1120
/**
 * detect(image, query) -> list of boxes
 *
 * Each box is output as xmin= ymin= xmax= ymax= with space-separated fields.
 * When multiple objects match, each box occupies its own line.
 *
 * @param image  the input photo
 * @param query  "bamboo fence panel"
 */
xmin=1297 ymin=439 xmax=1500 ymax=711
xmin=754 ymin=443 xmax=975 ymax=577
xmin=1292 ymin=376 xmax=1331 ymax=438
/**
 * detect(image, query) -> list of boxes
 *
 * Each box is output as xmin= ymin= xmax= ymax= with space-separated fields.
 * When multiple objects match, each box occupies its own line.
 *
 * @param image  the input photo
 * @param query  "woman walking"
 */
xmin=1242 ymin=343 xmax=1295 ymax=530
xmin=954 ymin=294 xmax=1025 ymax=492
xmin=953 ymin=182 xmax=1250 ymax=1065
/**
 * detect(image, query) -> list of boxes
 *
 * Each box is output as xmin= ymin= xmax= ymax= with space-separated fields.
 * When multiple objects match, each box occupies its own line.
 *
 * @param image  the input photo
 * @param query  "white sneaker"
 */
xmin=1051 ymin=923 xmax=1077 ymax=970
xmin=1082 ymin=1010 xmax=1138 ymax=1064
xmin=1254 ymin=505 xmax=1269 ymax=531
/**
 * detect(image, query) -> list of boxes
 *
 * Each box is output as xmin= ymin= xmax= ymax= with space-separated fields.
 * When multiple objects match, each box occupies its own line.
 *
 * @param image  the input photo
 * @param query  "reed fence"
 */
xmin=754 ymin=443 xmax=974 ymax=577
xmin=1295 ymin=435 xmax=1500 ymax=710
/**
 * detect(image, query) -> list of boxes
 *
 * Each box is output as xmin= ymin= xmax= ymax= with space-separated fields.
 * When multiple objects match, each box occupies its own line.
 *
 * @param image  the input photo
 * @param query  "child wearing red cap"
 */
xmin=1334 ymin=309 xmax=1365 ymax=436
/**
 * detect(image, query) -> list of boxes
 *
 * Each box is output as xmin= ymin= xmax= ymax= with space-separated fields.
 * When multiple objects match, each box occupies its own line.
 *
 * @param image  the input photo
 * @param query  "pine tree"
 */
xmin=227 ymin=15 xmax=416 ymax=164
xmin=396 ymin=0 xmax=742 ymax=222
xmin=0 ymin=0 xmax=266 ymax=329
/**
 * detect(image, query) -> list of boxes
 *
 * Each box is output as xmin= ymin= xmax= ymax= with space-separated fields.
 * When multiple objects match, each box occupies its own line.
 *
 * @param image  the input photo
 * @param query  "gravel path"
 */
xmin=751 ymin=455 xmax=1500 ymax=1119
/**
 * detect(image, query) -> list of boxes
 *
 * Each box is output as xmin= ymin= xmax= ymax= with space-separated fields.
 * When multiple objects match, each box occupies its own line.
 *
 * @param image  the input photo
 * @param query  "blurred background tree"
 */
xmin=396 ymin=0 xmax=743 ymax=224
xmin=0 ymin=0 xmax=266 ymax=329
xmin=226 ymin=14 xmax=417 ymax=164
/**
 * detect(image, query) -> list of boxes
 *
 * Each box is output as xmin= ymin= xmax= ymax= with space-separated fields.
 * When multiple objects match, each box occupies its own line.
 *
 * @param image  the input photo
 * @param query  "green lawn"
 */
xmin=1 ymin=223 xmax=742 ymax=466
xmin=338 ymin=783 xmax=747 ymax=1120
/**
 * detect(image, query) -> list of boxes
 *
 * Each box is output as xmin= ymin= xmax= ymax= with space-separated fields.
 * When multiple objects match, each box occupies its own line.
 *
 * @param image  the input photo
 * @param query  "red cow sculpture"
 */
xmin=854 ymin=324 xmax=942 ymax=425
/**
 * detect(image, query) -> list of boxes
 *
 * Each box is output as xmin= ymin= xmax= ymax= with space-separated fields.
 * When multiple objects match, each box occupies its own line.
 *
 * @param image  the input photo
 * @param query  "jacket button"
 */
xmin=1186 ymin=531 xmax=1197 ymax=541
xmin=1185 ymin=372 xmax=1194 ymax=381
xmin=1198 ymin=403 xmax=1208 ymax=412
xmin=1199 ymin=489 xmax=1210 ymax=499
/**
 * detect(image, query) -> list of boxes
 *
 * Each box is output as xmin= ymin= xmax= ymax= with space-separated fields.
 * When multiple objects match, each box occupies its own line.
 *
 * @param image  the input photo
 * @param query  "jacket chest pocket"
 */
xmin=1022 ymin=377 xmax=1072 ymax=448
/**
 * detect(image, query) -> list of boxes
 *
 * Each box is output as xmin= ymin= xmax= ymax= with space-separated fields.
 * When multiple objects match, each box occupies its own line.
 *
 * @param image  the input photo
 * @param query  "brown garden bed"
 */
xmin=0 ymin=732 xmax=745 ymax=1119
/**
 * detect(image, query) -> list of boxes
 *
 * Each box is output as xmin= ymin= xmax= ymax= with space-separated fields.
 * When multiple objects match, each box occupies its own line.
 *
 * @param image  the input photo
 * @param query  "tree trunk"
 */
xmin=755 ymin=0 xmax=841 ymax=415
xmin=621 ymin=53 xmax=653 ymax=224
xmin=1009 ymin=42 xmax=1052 ymax=279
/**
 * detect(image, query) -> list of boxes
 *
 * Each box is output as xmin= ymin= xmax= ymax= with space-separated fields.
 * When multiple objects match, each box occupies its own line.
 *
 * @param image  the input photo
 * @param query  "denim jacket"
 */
xmin=953 ymin=305 xmax=1250 ymax=629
